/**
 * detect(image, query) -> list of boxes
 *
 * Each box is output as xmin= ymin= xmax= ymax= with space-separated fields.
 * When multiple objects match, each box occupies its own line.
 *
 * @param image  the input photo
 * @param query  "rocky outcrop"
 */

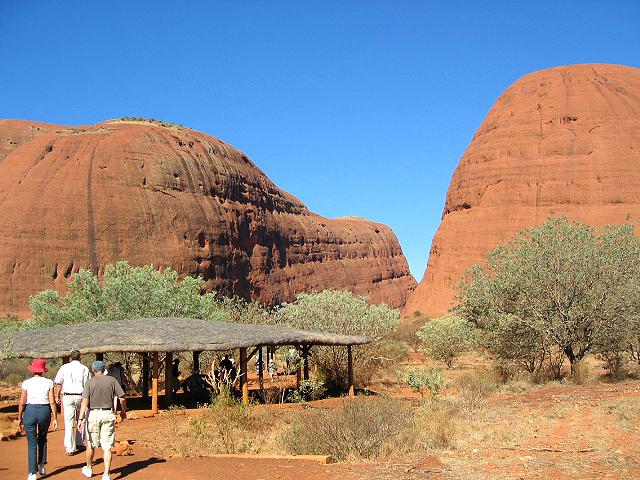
xmin=405 ymin=64 xmax=640 ymax=317
xmin=0 ymin=119 xmax=415 ymax=317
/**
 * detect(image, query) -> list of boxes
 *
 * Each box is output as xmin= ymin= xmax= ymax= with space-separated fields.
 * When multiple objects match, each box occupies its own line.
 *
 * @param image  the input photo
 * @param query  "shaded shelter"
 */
xmin=5 ymin=317 xmax=372 ymax=410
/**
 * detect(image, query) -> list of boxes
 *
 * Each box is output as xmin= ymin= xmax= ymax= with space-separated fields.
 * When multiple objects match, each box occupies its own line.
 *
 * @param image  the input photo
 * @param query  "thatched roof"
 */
xmin=5 ymin=317 xmax=372 ymax=358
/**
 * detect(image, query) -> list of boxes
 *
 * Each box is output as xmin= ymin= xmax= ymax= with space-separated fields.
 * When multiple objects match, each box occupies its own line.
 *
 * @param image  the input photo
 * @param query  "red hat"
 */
xmin=27 ymin=358 xmax=48 ymax=373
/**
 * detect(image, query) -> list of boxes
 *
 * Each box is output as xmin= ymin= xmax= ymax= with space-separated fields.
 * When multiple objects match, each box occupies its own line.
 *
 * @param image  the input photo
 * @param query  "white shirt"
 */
xmin=22 ymin=376 xmax=54 ymax=405
xmin=54 ymin=360 xmax=90 ymax=394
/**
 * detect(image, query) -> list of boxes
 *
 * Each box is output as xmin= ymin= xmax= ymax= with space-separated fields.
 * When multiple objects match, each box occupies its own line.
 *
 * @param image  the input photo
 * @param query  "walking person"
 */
xmin=78 ymin=361 xmax=127 ymax=480
xmin=54 ymin=349 xmax=90 ymax=455
xmin=18 ymin=358 xmax=58 ymax=480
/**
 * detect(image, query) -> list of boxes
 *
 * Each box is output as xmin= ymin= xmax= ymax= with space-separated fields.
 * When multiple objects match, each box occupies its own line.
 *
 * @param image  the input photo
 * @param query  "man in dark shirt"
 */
xmin=78 ymin=361 xmax=127 ymax=480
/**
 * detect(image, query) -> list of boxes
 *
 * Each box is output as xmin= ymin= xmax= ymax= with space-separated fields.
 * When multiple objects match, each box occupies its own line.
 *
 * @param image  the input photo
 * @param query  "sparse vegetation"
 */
xmin=113 ymin=117 xmax=184 ymax=129
xmin=274 ymin=290 xmax=400 ymax=390
xmin=283 ymin=397 xmax=412 ymax=461
xmin=417 ymin=316 xmax=476 ymax=367
xmin=401 ymin=366 xmax=446 ymax=398
xmin=456 ymin=217 xmax=640 ymax=378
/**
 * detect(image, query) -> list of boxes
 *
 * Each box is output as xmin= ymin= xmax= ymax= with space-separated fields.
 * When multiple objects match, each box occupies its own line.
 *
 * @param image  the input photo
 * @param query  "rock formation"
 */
xmin=405 ymin=64 xmax=640 ymax=317
xmin=0 ymin=118 xmax=416 ymax=317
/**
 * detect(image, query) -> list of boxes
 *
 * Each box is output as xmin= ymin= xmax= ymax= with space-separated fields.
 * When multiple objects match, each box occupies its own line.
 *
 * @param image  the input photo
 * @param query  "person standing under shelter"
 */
xmin=54 ymin=349 xmax=90 ymax=455
xmin=78 ymin=361 xmax=127 ymax=480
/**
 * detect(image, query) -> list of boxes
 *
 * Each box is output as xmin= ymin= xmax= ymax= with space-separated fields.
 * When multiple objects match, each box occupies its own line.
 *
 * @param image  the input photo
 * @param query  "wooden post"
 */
xmin=239 ymin=347 xmax=248 ymax=405
xmin=142 ymin=355 xmax=149 ymax=399
xmin=165 ymin=352 xmax=173 ymax=406
xmin=257 ymin=347 xmax=264 ymax=399
xmin=302 ymin=345 xmax=310 ymax=381
xmin=193 ymin=351 xmax=201 ymax=372
xmin=151 ymin=352 xmax=159 ymax=415
xmin=347 ymin=345 xmax=354 ymax=397
xmin=95 ymin=353 xmax=104 ymax=361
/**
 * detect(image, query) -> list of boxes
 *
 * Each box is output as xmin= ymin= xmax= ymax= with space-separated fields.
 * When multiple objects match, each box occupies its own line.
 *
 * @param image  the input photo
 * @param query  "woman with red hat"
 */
xmin=18 ymin=358 xmax=58 ymax=480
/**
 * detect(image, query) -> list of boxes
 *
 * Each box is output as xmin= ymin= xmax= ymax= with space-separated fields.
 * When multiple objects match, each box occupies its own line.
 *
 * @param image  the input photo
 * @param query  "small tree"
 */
xmin=29 ymin=261 xmax=228 ymax=326
xmin=456 ymin=218 xmax=640 ymax=376
xmin=417 ymin=317 xmax=476 ymax=368
xmin=401 ymin=366 xmax=446 ymax=398
xmin=273 ymin=290 xmax=400 ymax=390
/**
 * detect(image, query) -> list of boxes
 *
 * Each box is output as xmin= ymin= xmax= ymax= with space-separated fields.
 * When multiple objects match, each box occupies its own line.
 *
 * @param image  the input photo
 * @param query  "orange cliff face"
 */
xmin=0 ymin=119 xmax=416 ymax=317
xmin=405 ymin=64 xmax=640 ymax=317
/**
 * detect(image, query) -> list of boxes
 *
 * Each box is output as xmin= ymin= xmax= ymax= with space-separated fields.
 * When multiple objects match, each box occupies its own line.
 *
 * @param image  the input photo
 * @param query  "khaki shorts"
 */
xmin=87 ymin=409 xmax=116 ymax=449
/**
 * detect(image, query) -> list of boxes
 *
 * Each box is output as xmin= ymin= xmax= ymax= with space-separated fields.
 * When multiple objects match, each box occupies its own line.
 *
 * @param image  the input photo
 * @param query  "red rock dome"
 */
xmin=405 ymin=64 xmax=640 ymax=317
xmin=0 ymin=119 xmax=416 ymax=317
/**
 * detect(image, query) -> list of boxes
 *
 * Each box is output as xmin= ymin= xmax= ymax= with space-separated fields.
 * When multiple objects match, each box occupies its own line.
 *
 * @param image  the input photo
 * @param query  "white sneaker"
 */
xmin=27 ymin=473 xmax=37 ymax=480
xmin=102 ymin=475 xmax=111 ymax=480
xmin=81 ymin=465 xmax=93 ymax=478
xmin=38 ymin=464 xmax=46 ymax=475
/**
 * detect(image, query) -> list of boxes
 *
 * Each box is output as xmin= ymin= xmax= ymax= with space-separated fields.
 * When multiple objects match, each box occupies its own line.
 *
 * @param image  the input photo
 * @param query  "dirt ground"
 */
xmin=1 ymin=358 xmax=640 ymax=479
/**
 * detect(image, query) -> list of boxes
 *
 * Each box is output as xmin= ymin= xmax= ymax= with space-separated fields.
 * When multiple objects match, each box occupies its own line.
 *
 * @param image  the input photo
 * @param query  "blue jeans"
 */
xmin=23 ymin=404 xmax=51 ymax=474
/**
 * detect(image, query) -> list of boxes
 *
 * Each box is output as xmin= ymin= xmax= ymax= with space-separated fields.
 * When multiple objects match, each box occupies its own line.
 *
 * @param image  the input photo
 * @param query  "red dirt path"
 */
xmin=0 ymin=426 xmax=353 ymax=480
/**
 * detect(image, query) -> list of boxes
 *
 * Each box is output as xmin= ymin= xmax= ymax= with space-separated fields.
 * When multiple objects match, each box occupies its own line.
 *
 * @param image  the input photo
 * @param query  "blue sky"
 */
xmin=1 ymin=1 xmax=639 ymax=280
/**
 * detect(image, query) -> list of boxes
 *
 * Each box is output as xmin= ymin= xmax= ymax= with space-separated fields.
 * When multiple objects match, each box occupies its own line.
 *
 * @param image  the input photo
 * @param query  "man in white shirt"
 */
xmin=54 ymin=350 xmax=90 ymax=455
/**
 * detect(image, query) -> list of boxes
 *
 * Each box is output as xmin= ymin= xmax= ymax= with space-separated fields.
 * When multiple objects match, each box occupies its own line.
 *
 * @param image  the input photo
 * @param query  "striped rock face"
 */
xmin=405 ymin=64 xmax=640 ymax=317
xmin=0 ymin=119 xmax=415 ymax=317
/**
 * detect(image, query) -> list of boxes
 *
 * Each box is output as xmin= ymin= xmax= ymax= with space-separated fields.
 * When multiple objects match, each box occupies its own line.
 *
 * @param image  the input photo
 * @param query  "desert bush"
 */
xmin=456 ymin=370 xmax=499 ymax=410
xmin=569 ymin=359 xmax=591 ymax=384
xmin=412 ymin=399 xmax=458 ymax=449
xmin=283 ymin=396 xmax=411 ymax=461
xmin=189 ymin=388 xmax=270 ymax=454
xmin=287 ymin=378 xmax=326 ymax=403
xmin=29 ymin=262 xmax=229 ymax=327
xmin=390 ymin=315 xmax=427 ymax=351
xmin=0 ymin=357 xmax=30 ymax=386
xmin=456 ymin=217 xmax=640 ymax=377
xmin=417 ymin=316 xmax=476 ymax=367
xmin=274 ymin=290 xmax=400 ymax=390
xmin=401 ymin=366 xmax=446 ymax=399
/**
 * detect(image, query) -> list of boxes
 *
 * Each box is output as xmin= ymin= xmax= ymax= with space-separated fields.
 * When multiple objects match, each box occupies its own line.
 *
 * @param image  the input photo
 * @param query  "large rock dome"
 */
xmin=405 ymin=64 xmax=640 ymax=317
xmin=0 ymin=119 xmax=416 ymax=316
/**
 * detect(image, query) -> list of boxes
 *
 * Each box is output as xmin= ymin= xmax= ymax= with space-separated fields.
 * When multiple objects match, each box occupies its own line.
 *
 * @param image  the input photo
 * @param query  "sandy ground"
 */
xmin=2 ymin=356 xmax=640 ymax=479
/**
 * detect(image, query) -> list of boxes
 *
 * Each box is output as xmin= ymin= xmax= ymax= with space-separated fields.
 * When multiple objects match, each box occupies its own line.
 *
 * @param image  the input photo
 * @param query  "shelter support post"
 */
xmin=258 ymin=347 xmax=264 ymax=399
xmin=239 ymin=347 xmax=249 ymax=405
xmin=295 ymin=345 xmax=301 ymax=389
xmin=193 ymin=351 xmax=201 ymax=372
xmin=151 ymin=352 xmax=159 ymax=415
xmin=347 ymin=345 xmax=354 ymax=397
xmin=301 ymin=345 xmax=311 ymax=381
xmin=165 ymin=352 xmax=173 ymax=406
xmin=142 ymin=355 xmax=149 ymax=400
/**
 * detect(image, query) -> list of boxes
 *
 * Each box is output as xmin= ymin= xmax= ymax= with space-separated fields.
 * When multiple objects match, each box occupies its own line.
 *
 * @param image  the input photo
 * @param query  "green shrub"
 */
xmin=417 ymin=317 xmax=476 ymax=367
xmin=274 ymin=290 xmax=400 ymax=390
xmin=401 ymin=366 xmax=446 ymax=398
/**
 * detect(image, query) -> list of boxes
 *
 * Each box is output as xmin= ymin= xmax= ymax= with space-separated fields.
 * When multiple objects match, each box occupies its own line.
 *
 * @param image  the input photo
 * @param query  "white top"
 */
xmin=22 ymin=376 xmax=54 ymax=405
xmin=54 ymin=360 xmax=90 ymax=394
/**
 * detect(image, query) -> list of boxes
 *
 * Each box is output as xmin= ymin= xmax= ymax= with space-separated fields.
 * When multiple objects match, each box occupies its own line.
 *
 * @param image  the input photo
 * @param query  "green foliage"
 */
xmin=28 ymin=261 xmax=228 ymax=326
xmin=456 ymin=217 xmax=640 ymax=376
xmin=274 ymin=290 xmax=400 ymax=390
xmin=401 ymin=366 xmax=446 ymax=398
xmin=417 ymin=317 xmax=476 ymax=367
xmin=287 ymin=378 xmax=326 ymax=403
